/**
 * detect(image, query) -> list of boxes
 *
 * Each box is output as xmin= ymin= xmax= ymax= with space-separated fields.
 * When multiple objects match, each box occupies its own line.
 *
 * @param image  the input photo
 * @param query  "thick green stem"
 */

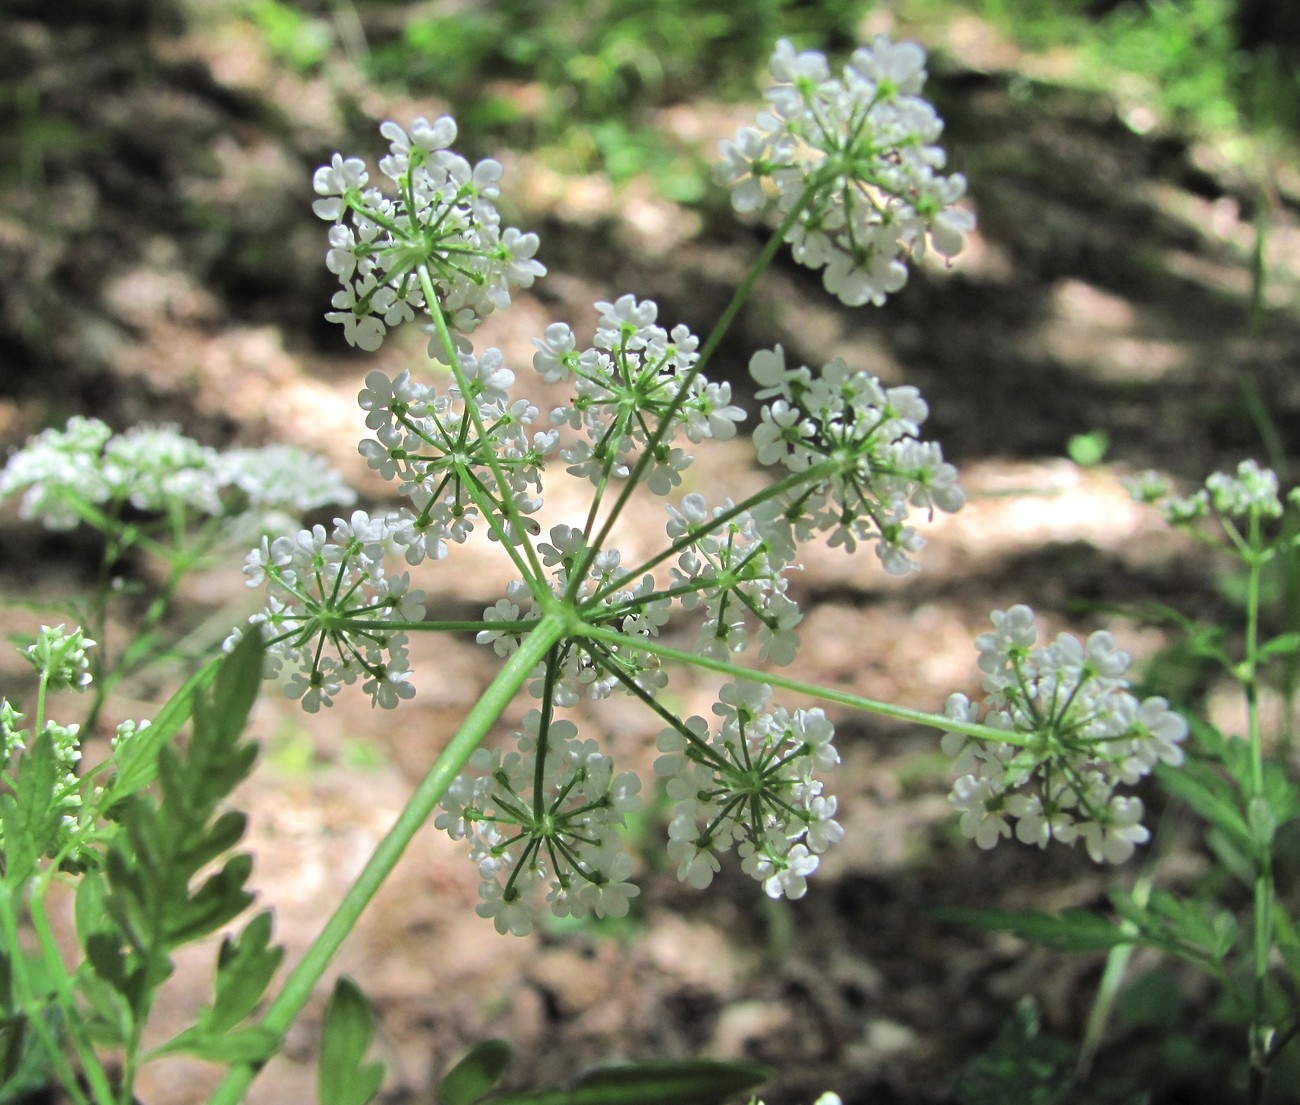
xmin=207 ymin=609 xmax=569 ymax=1105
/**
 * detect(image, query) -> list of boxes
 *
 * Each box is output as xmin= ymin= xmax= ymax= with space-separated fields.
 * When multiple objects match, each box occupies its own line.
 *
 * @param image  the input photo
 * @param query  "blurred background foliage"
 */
xmin=5 ymin=0 xmax=1295 ymax=214
xmin=1 ymin=0 xmax=1296 ymax=401
xmin=222 ymin=0 xmax=1299 ymax=199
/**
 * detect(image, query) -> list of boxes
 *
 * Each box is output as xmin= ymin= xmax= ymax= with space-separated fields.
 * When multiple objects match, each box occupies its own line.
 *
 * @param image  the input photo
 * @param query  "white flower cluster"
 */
xmin=667 ymin=494 xmax=802 ymax=664
xmin=655 ymin=681 xmax=843 ymax=899
xmin=357 ymin=356 xmax=555 ymax=561
xmin=748 ymin=345 xmax=963 ymax=573
xmin=276 ymin=76 xmax=972 ymax=926
xmin=0 ymin=416 xmax=354 ymax=535
xmin=535 ymin=295 xmax=745 ymax=496
xmin=943 ymin=605 xmax=1188 ymax=864
xmin=237 ymin=511 xmax=426 ymax=712
xmin=718 ymin=37 xmax=974 ymax=306
xmin=313 ymin=116 xmax=544 ymax=352
xmin=1124 ymin=459 xmax=1287 ymax=526
xmin=434 ymin=711 xmax=642 ymax=936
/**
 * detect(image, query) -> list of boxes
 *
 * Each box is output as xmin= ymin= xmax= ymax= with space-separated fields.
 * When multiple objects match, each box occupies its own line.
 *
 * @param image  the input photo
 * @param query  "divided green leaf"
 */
xmin=318 ymin=976 xmax=385 ymax=1105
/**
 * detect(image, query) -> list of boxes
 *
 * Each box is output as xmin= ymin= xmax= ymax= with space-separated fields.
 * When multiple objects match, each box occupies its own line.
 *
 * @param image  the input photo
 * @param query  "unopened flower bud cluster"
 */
xmin=2 ymin=626 xmax=149 ymax=856
xmin=1124 ymin=459 xmax=1291 ymax=529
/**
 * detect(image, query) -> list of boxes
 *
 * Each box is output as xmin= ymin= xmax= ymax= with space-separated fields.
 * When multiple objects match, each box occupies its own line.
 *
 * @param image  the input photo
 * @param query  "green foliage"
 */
xmin=244 ymin=0 xmax=334 ymax=72
xmin=104 ymin=654 xmax=224 ymax=801
xmin=79 ymin=629 xmax=268 ymax=1038
xmin=903 ymin=0 xmax=1300 ymax=147
xmin=157 ymin=911 xmax=284 ymax=1060
xmin=1083 ymin=0 xmax=1247 ymax=133
xmin=485 ymin=1058 xmax=771 ymax=1105
xmin=435 ymin=1039 xmax=768 ymax=1105
xmin=1109 ymin=887 xmax=1239 ymax=968
xmin=936 ymin=905 xmax=1131 ymax=953
xmin=318 ymin=977 xmax=385 ymax=1105
xmin=358 ymin=0 xmax=869 ymax=188
xmin=0 ymin=732 xmax=62 ymax=888
xmin=85 ymin=624 xmax=263 ymax=1013
xmin=0 ymin=80 xmax=99 ymax=188
xmin=0 ymin=629 xmax=282 ymax=1100
xmin=0 ymin=952 xmax=57 ymax=1101
xmin=440 ymin=1039 xmax=514 ymax=1105
xmin=1067 ymin=429 xmax=1110 ymax=468
xmin=364 ymin=0 xmax=868 ymax=108
xmin=954 ymin=999 xmax=1145 ymax=1105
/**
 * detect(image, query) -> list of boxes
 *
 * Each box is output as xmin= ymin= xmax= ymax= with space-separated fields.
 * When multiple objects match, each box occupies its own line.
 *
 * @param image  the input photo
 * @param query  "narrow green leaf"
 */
xmin=165 ymin=854 xmax=254 ymax=944
xmin=74 ymin=869 xmax=109 ymax=950
xmin=211 ymin=626 xmax=266 ymax=745
xmin=319 ymin=976 xmax=385 ymax=1105
xmin=182 ymin=691 xmax=260 ymax=812
xmin=0 ymin=1005 xmax=59 ymax=1103
xmin=163 ymin=810 xmax=248 ymax=884
xmin=85 ymin=933 xmax=128 ymax=994
xmin=486 ymin=1059 xmax=771 ymax=1105
xmin=1258 ymin=631 xmax=1300 ymax=659
xmin=1262 ymin=762 xmax=1300 ymax=825
xmin=204 ymin=911 xmax=284 ymax=1034
xmin=953 ymin=999 xmax=1075 ymax=1105
xmin=1204 ymin=825 xmax=1254 ymax=884
xmin=0 ymin=1013 xmax=26 ymax=1087
xmin=934 ymin=906 xmax=1130 ymax=953
xmin=1109 ymin=889 xmax=1237 ymax=966
xmin=152 ymin=1024 xmax=279 ymax=1064
xmin=74 ymin=966 xmax=132 ymax=1048
xmin=1155 ymin=763 xmax=1253 ymax=853
xmin=1273 ymin=903 xmax=1300 ymax=982
xmin=440 ymin=1039 xmax=512 ymax=1105
xmin=1 ymin=732 xmax=62 ymax=887
xmin=1186 ymin=718 xmax=1227 ymax=758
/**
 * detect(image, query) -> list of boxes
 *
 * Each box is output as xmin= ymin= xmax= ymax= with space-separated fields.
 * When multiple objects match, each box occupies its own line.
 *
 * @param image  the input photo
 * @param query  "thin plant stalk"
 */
xmin=206 ymin=608 xmax=569 ymax=1105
